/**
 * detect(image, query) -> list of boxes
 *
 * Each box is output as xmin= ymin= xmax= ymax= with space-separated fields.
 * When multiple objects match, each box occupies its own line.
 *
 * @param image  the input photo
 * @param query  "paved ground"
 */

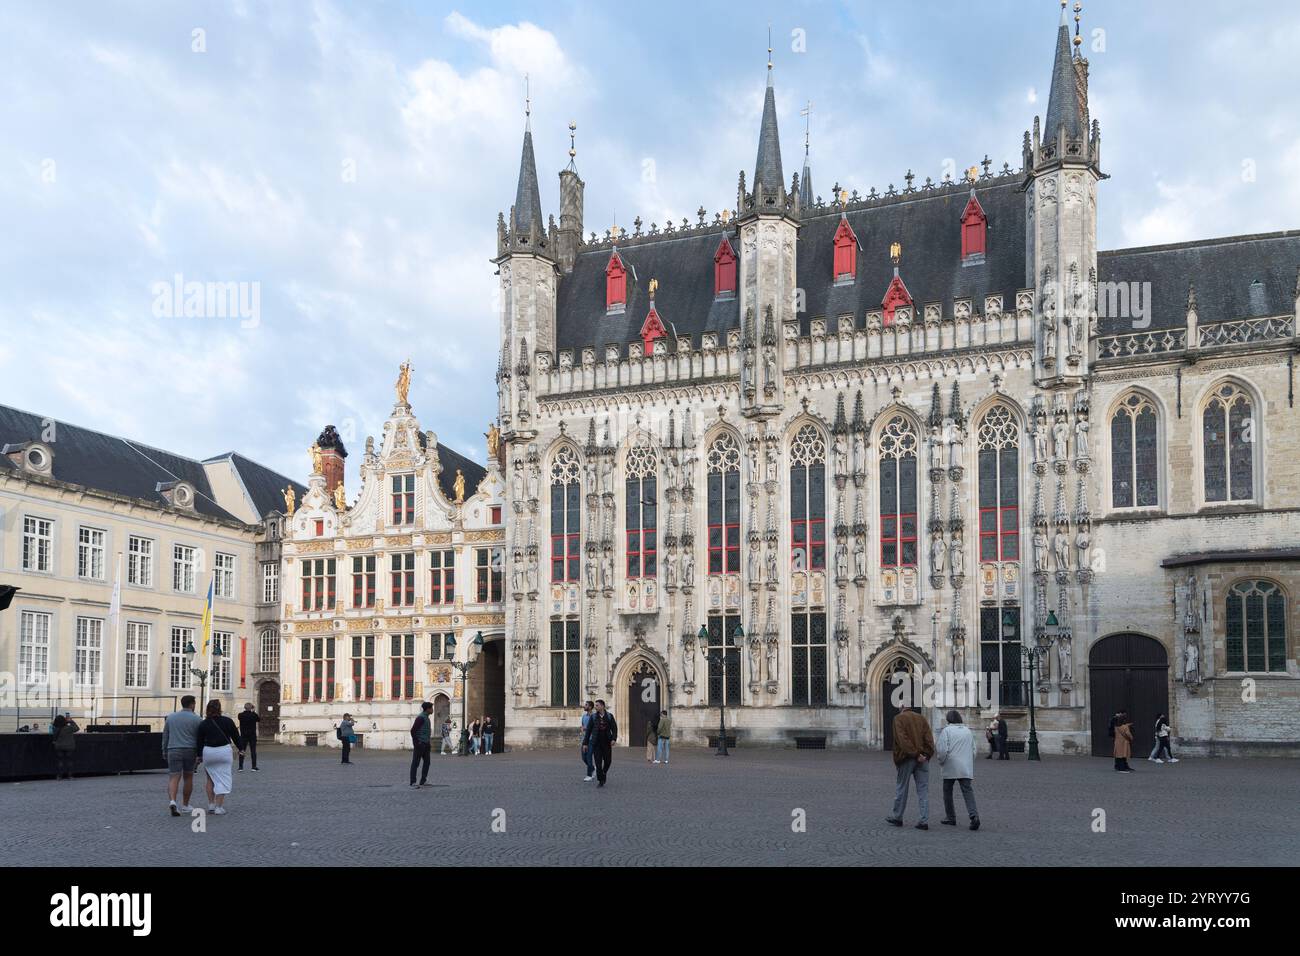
xmin=2 ymin=744 xmax=1295 ymax=866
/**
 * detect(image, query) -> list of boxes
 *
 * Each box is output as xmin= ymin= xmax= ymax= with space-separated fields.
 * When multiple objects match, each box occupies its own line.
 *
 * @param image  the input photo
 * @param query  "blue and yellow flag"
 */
xmin=200 ymin=574 xmax=215 ymax=656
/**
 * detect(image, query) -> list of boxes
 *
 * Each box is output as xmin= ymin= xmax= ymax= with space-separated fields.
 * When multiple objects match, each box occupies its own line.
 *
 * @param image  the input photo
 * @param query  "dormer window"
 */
xmin=640 ymin=305 xmax=666 ymax=354
xmin=606 ymin=250 xmax=626 ymax=313
xmin=882 ymin=275 xmax=913 ymax=326
xmin=833 ymin=218 xmax=857 ymax=282
xmin=960 ymin=192 xmax=987 ymax=262
xmin=714 ymin=238 xmax=736 ymax=298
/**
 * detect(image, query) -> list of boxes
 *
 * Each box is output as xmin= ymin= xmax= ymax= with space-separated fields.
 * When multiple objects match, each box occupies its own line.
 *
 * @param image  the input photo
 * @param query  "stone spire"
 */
xmin=511 ymin=83 xmax=545 ymax=244
xmin=753 ymin=39 xmax=785 ymax=206
xmin=1043 ymin=1 xmax=1086 ymax=143
xmin=799 ymin=101 xmax=814 ymax=208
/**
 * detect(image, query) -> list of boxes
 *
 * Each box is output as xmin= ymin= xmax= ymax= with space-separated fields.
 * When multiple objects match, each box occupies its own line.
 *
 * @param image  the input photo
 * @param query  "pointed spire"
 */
xmin=800 ymin=100 xmax=814 ymax=208
xmin=851 ymin=391 xmax=866 ymax=432
xmin=753 ymin=37 xmax=785 ymax=203
xmin=949 ymin=380 xmax=965 ymax=426
xmin=833 ymin=394 xmax=848 ymax=435
xmin=511 ymin=77 xmax=545 ymax=240
xmin=928 ymin=383 xmax=943 ymax=429
xmin=1044 ymin=1 xmax=1086 ymax=142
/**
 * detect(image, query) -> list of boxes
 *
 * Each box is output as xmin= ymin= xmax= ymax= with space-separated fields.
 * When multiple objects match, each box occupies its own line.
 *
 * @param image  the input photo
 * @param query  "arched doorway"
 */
xmin=432 ymin=694 xmax=451 ymax=735
xmin=256 ymin=680 xmax=280 ymax=738
xmin=1088 ymin=633 xmax=1168 ymax=756
xmin=881 ymin=658 xmax=916 ymax=752
xmin=465 ymin=636 xmax=506 ymax=752
xmin=626 ymin=660 xmax=662 ymax=751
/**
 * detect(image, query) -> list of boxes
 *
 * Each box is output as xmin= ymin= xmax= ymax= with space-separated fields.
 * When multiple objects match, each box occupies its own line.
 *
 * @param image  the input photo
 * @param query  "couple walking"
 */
xmin=579 ymin=700 xmax=618 ymax=786
xmin=162 ymin=696 xmax=247 ymax=816
xmin=886 ymin=707 xmax=980 ymax=831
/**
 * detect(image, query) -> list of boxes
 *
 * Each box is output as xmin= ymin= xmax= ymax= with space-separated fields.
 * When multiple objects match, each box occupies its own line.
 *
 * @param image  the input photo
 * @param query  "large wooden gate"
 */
xmin=1088 ymin=633 xmax=1168 ymax=757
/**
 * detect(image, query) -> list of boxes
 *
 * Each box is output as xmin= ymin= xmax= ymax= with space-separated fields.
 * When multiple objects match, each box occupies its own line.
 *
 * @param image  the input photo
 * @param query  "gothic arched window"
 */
xmin=1226 ymin=580 xmax=1287 ymax=672
xmin=625 ymin=445 xmax=658 ymax=578
xmin=878 ymin=415 xmax=919 ymax=568
xmin=789 ymin=424 xmax=827 ymax=571
xmin=549 ymin=446 xmax=581 ymax=582
xmin=706 ymin=434 xmax=742 ymax=575
xmin=1110 ymin=392 xmax=1159 ymax=509
xmin=1202 ymin=382 xmax=1255 ymax=503
xmin=977 ymin=405 xmax=1020 ymax=562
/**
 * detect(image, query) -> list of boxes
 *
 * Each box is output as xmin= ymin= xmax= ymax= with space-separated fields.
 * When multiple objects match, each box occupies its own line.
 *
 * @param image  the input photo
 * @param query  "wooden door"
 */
xmin=627 ymin=661 xmax=661 ymax=749
xmin=256 ymin=680 xmax=279 ymax=738
xmin=1088 ymin=633 xmax=1168 ymax=756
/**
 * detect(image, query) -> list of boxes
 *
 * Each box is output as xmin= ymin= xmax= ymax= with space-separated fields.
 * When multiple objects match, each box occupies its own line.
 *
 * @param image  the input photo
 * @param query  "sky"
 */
xmin=3 ymin=0 xmax=1300 ymax=491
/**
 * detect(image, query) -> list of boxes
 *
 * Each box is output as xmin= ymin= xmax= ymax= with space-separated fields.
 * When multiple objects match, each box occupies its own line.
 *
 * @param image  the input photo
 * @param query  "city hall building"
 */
xmin=492 ymin=9 xmax=1299 ymax=754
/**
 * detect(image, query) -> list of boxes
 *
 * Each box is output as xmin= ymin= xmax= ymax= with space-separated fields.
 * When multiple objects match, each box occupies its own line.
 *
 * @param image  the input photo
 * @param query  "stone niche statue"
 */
xmin=1052 ymin=419 xmax=1069 ymax=461
xmin=835 ymin=636 xmax=847 ymax=681
xmin=765 ymin=545 xmax=779 ymax=583
xmin=949 ymin=528 xmax=965 ymax=575
xmin=1032 ymin=529 xmax=1050 ymax=573
xmin=1053 ymin=527 xmax=1070 ymax=571
xmin=1184 ymin=641 xmax=1201 ymax=684
xmin=834 ymin=435 xmax=848 ymax=477
xmin=1075 ymin=412 xmax=1090 ymax=459
xmin=853 ymin=540 xmax=866 ymax=578
xmin=928 ymin=425 xmax=944 ymax=470
xmin=664 ymin=550 xmax=677 ymax=588
xmin=1032 ymin=421 xmax=1048 ymax=464
xmin=526 ymin=650 xmax=538 ymax=689
xmin=748 ymin=544 xmax=762 ymax=583
xmin=929 ymin=531 xmax=947 ymax=574
xmin=682 ymin=641 xmax=696 ymax=685
xmin=764 ymin=638 xmax=778 ymax=682
xmin=1057 ymin=633 xmax=1073 ymax=683
xmin=682 ymin=549 xmax=695 ymax=585
xmin=948 ymin=429 xmax=965 ymax=470
xmin=585 ymin=553 xmax=597 ymax=590
xmin=835 ymin=541 xmax=849 ymax=581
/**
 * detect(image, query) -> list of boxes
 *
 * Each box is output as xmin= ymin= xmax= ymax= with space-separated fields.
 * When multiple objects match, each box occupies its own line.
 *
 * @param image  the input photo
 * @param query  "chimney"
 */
xmin=316 ymin=425 xmax=348 ymax=497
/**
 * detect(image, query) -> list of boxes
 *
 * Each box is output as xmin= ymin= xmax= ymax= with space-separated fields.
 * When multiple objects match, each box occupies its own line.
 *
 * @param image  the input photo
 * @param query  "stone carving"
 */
xmin=929 ymin=531 xmax=947 ymax=574
xmin=664 ymin=550 xmax=677 ymax=588
xmin=1184 ymin=640 xmax=1201 ymax=684
xmin=1053 ymin=528 xmax=1070 ymax=571
xmin=1032 ymin=421 xmax=1048 ymax=465
xmin=1052 ymin=419 xmax=1069 ymax=461
xmin=682 ymin=549 xmax=695 ymax=586
xmin=1075 ymin=526 xmax=1091 ymax=572
xmin=1033 ymin=529 xmax=1050 ymax=573
xmin=1075 ymin=413 xmax=1090 ymax=459
xmin=835 ymin=541 xmax=849 ymax=582
xmin=853 ymin=540 xmax=866 ymax=579
xmin=1057 ymin=633 xmax=1073 ymax=683
xmin=949 ymin=528 xmax=965 ymax=575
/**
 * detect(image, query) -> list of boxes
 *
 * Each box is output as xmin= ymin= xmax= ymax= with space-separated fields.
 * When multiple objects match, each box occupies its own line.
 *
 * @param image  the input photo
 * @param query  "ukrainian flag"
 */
xmin=200 ymin=575 xmax=215 ymax=657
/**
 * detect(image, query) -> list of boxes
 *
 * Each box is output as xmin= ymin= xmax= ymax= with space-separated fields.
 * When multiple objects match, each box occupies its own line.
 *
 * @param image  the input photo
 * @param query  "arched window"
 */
xmin=1111 ymin=392 xmax=1159 ymax=509
xmin=1202 ymin=382 xmax=1255 ymax=503
xmin=605 ymin=251 xmax=626 ymax=312
xmin=878 ymin=415 xmax=919 ymax=568
xmin=625 ymin=445 xmax=658 ymax=579
xmin=1226 ymin=580 xmax=1287 ymax=672
xmin=549 ymin=446 xmax=581 ymax=582
xmin=789 ymin=425 xmax=826 ymax=570
xmin=706 ymin=434 xmax=742 ymax=575
xmin=259 ymin=628 xmax=279 ymax=673
xmin=977 ymin=405 xmax=1020 ymax=562
xmin=714 ymin=238 xmax=736 ymax=297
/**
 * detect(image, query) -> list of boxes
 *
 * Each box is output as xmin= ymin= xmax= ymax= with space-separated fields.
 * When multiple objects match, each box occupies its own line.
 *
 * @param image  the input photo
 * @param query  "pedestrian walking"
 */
xmin=440 ymin=718 xmax=454 ymax=755
xmin=984 ymin=717 xmax=998 ymax=759
xmin=409 ymin=701 xmax=433 ymax=788
xmin=1150 ymin=713 xmax=1178 ymax=763
xmin=995 ymin=714 xmax=1010 ymax=760
xmin=655 ymin=710 xmax=672 ymax=765
xmin=886 ymin=705 xmax=935 ymax=830
xmin=195 ymin=700 xmax=242 ymax=814
xmin=580 ymin=701 xmax=596 ymax=781
xmin=338 ymin=714 xmax=356 ymax=764
xmin=1112 ymin=710 xmax=1135 ymax=772
xmin=469 ymin=717 xmax=482 ymax=755
xmin=580 ymin=699 xmax=618 ymax=787
xmin=644 ymin=711 xmax=659 ymax=762
xmin=935 ymin=710 xmax=980 ymax=831
xmin=237 ymin=703 xmax=259 ymax=772
xmin=482 ymin=716 xmax=495 ymax=755
xmin=163 ymin=695 xmax=202 ymax=816
xmin=51 ymin=714 xmax=76 ymax=780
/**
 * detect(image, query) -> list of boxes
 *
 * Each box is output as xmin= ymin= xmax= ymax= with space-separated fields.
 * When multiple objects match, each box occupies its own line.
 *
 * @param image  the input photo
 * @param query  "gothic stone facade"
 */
xmin=278 ymin=407 xmax=507 ymax=751
xmin=493 ymin=14 xmax=1299 ymax=754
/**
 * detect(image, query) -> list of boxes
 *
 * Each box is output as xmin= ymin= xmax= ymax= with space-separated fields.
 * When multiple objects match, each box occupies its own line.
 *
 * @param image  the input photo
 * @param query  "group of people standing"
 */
xmin=161 ymin=697 xmax=261 ymax=816
xmin=886 ymin=706 xmax=981 ymax=831
xmin=1110 ymin=711 xmax=1179 ymax=772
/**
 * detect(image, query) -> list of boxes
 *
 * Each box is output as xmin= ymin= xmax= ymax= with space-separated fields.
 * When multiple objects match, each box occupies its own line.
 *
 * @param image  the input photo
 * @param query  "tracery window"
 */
xmin=791 ymin=610 xmax=828 ymax=706
xmin=1110 ymin=392 xmax=1159 ymax=509
xmin=789 ymin=425 xmax=826 ymax=571
xmin=977 ymin=405 xmax=1020 ymax=562
xmin=706 ymin=435 xmax=742 ymax=575
xmin=1202 ymin=382 xmax=1255 ymax=503
xmin=550 ymin=446 xmax=582 ymax=582
xmin=625 ymin=445 xmax=658 ymax=578
xmin=878 ymin=416 xmax=919 ymax=568
xmin=550 ymin=620 xmax=581 ymax=707
xmin=1226 ymin=580 xmax=1287 ymax=672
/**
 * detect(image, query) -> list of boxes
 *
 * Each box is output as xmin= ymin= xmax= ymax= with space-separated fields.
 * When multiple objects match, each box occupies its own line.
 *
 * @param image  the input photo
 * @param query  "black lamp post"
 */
xmin=184 ymin=639 xmax=224 ymax=707
xmin=1017 ymin=610 xmax=1058 ymax=762
xmin=446 ymin=631 xmax=484 ymax=755
xmin=699 ymin=623 xmax=741 ymax=756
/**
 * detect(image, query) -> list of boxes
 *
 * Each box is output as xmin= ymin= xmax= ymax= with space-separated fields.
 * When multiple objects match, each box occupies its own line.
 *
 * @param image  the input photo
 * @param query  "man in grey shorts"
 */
xmin=162 ymin=695 xmax=202 ymax=817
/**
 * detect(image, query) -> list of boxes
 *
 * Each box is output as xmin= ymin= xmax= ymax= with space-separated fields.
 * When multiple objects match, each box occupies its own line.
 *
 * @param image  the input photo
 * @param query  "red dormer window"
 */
xmin=641 ymin=305 xmax=666 ymax=354
xmin=960 ymin=193 xmax=987 ymax=260
xmin=714 ymin=238 xmax=736 ymax=297
xmin=882 ymin=275 xmax=913 ymax=326
xmin=833 ymin=218 xmax=857 ymax=281
xmin=606 ymin=250 xmax=626 ymax=311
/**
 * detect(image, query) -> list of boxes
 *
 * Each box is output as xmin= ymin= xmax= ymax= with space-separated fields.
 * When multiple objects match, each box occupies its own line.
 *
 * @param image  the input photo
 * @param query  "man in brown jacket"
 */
xmin=887 ymin=705 xmax=937 ymax=830
xmin=1112 ymin=710 xmax=1135 ymax=773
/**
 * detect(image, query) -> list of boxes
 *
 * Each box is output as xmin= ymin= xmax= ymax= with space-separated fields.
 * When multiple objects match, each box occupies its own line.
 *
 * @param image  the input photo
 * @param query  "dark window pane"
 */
xmin=1000 ymin=447 xmax=1018 ymax=507
xmin=1225 ymin=592 xmax=1243 ymax=671
xmin=1203 ymin=402 xmax=1227 ymax=502
xmin=1267 ymin=588 xmax=1286 ymax=672
xmin=1228 ymin=397 xmax=1253 ymax=500
xmin=1134 ymin=407 xmax=1158 ymax=507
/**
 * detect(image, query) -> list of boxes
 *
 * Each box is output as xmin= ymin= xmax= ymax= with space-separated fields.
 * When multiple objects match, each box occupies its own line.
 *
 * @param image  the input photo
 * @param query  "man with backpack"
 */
xmin=581 ymin=699 xmax=618 ymax=787
xmin=409 ymin=702 xmax=434 ymax=788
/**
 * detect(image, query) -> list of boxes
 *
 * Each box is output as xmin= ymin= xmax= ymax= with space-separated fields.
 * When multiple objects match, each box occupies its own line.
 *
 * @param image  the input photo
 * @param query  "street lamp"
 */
xmin=445 ymin=631 xmax=484 ymax=755
xmin=1016 ymin=610 xmax=1058 ymax=762
xmin=183 ymin=639 xmax=224 ymax=707
xmin=699 ymin=623 xmax=741 ymax=756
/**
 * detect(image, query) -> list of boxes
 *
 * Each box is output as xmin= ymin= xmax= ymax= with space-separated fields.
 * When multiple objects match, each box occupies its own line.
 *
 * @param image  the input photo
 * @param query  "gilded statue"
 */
xmin=453 ymin=468 xmax=466 ymax=503
xmin=283 ymin=485 xmax=296 ymax=516
xmin=486 ymin=422 xmax=500 ymax=459
xmin=333 ymin=482 xmax=347 ymax=511
xmin=395 ymin=360 xmax=412 ymax=405
xmin=310 ymin=442 xmax=322 ymax=475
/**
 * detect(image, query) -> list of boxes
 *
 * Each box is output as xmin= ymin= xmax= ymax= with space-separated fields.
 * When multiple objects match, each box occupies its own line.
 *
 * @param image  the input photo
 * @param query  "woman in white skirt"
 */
xmin=195 ymin=700 xmax=243 ymax=815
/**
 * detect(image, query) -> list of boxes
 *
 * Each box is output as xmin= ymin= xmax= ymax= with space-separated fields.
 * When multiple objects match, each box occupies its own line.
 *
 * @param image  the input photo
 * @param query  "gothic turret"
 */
xmin=752 ymin=52 xmax=786 ymax=208
xmin=556 ymin=122 xmax=584 ymax=273
xmin=499 ymin=96 xmax=552 ymax=258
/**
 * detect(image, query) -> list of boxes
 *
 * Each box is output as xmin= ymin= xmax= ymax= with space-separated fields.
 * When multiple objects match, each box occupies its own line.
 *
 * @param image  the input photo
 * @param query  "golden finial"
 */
xmin=966 ymin=165 xmax=979 ymax=183
xmin=720 ymin=209 xmax=731 ymax=223
xmin=568 ymin=121 xmax=576 ymax=159
xmin=767 ymin=24 xmax=773 ymax=71
xmin=839 ymin=189 xmax=848 ymax=205
xmin=890 ymin=241 xmax=902 ymax=265
xmin=649 ymin=278 xmax=659 ymax=298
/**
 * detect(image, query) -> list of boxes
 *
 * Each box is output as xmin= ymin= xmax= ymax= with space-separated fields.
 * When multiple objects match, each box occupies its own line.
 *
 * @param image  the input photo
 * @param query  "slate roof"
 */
xmin=1097 ymin=231 xmax=1300 ymax=334
xmin=1043 ymin=15 xmax=1086 ymax=140
xmin=0 ymin=404 xmax=302 ymax=524
xmin=415 ymin=432 xmax=487 ymax=501
xmin=753 ymin=77 xmax=784 ymax=200
xmin=205 ymin=451 xmax=309 ymax=520
xmin=512 ymin=125 xmax=544 ymax=237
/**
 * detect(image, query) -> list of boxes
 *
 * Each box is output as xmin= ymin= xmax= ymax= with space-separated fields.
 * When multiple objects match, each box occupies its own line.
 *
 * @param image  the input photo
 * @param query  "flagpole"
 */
xmin=110 ymin=552 xmax=123 ymax=722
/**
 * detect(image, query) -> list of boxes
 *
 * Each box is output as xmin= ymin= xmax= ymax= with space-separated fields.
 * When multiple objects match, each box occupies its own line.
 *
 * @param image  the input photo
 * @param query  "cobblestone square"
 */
xmin=2 ymin=745 xmax=1294 ymax=867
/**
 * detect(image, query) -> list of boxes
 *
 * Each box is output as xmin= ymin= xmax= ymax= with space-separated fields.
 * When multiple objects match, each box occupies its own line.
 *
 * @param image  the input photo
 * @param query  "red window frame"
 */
xmin=314 ymin=519 xmax=324 ymax=537
xmin=979 ymin=506 xmax=1020 ymax=562
xmin=301 ymin=637 xmax=335 ymax=702
xmin=429 ymin=549 xmax=455 ymax=605
xmin=351 ymin=636 xmax=374 ymax=701
xmin=833 ymin=218 xmax=857 ymax=280
xmin=351 ymin=555 xmax=375 ymax=609
xmin=390 ymin=634 xmax=415 ymax=701
xmin=882 ymin=276 xmax=912 ymax=326
xmin=302 ymin=558 xmax=336 ymax=611
xmin=606 ymin=251 xmax=626 ymax=309
xmin=640 ymin=308 xmax=666 ymax=355
xmin=390 ymin=552 xmax=415 ymax=607
xmin=714 ymin=238 xmax=736 ymax=296
xmin=489 ymin=506 xmax=502 ymax=525
xmin=790 ymin=517 xmax=826 ymax=570
xmin=961 ymin=194 xmax=987 ymax=259
xmin=391 ymin=474 xmax=415 ymax=525
xmin=626 ymin=474 xmax=657 ymax=579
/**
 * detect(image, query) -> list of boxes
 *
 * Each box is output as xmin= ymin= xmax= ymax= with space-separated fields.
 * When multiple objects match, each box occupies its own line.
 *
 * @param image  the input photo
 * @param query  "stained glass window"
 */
xmin=789 ymin=425 xmax=827 ymax=571
xmin=1226 ymin=580 xmax=1287 ymax=672
xmin=1203 ymin=382 xmax=1254 ymax=503
xmin=707 ymin=435 xmax=742 ymax=575
xmin=550 ymin=446 xmax=582 ymax=581
xmin=625 ymin=445 xmax=658 ymax=578
xmin=879 ymin=416 xmax=919 ymax=567
xmin=791 ymin=611 xmax=828 ymax=706
xmin=977 ymin=405 xmax=1020 ymax=561
xmin=1110 ymin=393 xmax=1160 ymax=509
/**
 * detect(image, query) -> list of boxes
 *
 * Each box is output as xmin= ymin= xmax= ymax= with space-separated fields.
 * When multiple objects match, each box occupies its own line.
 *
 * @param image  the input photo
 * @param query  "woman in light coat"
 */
xmin=1112 ymin=711 xmax=1134 ymax=773
xmin=936 ymin=710 xmax=980 ymax=830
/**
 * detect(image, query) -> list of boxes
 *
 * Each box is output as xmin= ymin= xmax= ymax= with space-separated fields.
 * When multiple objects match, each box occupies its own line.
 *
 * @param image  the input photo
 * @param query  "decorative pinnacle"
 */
xmin=524 ymin=73 xmax=531 ymax=129
xmin=801 ymin=100 xmax=812 ymax=156
xmin=568 ymin=121 xmax=576 ymax=159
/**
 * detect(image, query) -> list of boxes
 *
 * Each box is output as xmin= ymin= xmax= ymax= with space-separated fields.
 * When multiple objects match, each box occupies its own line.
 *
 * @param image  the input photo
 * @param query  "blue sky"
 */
xmin=3 ymin=0 xmax=1299 ymax=490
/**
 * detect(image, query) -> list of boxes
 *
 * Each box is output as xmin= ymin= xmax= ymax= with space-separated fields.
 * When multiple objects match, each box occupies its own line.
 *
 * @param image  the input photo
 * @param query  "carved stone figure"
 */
xmin=835 ymin=541 xmax=849 ymax=581
xmin=526 ymin=650 xmax=539 ymax=689
xmin=949 ymin=430 xmax=965 ymax=470
xmin=1042 ymin=318 xmax=1057 ymax=362
xmin=852 ymin=434 xmax=865 ymax=474
xmin=527 ymin=465 xmax=540 ymax=502
xmin=930 ymin=531 xmax=947 ymax=574
xmin=526 ymin=559 xmax=538 ymax=593
xmin=511 ymin=464 xmax=524 ymax=502
xmin=763 ymin=350 xmax=775 ymax=389
xmin=1053 ymin=528 xmax=1070 ymax=570
xmin=600 ymin=553 xmax=613 ymax=590
xmin=765 ymin=545 xmax=779 ymax=583
xmin=1066 ymin=310 xmax=1082 ymax=356
xmin=682 ymin=549 xmax=695 ymax=585
xmin=1057 ymin=634 xmax=1073 ymax=683
xmin=1075 ymin=417 xmax=1090 ymax=459
xmin=764 ymin=638 xmax=778 ymax=682
xmin=1184 ymin=641 xmax=1201 ymax=684
xmin=835 ymin=636 xmax=848 ymax=682
xmin=748 ymin=636 xmax=762 ymax=683
xmin=283 ymin=485 xmax=296 ymax=516
xmin=585 ymin=554 xmax=597 ymax=590
xmin=949 ymin=530 xmax=965 ymax=575
xmin=683 ymin=640 xmax=696 ymax=685
xmin=1032 ymin=529 xmax=1050 ymax=573
xmin=664 ymin=550 xmax=677 ymax=588
xmin=928 ymin=425 xmax=944 ymax=469
xmin=1075 ymin=527 xmax=1092 ymax=570
xmin=749 ymin=544 xmax=761 ymax=583
xmin=742 ymin=352 xmax=755 ymax=392
xmin=853 ymin=540 xmax=866 ymax=578
xmin=512 ymin=562 xmax=524 ymax=594
xmin=1032 ymin=422 xmax=1048 ymax=464
xmin=765 ymin=444 xmax=778 ymax=483
xmin=834 ymin=435 xmax=848 ymax=477
xmin=1052 ymin=420 xmax=1069 ymax=461
xmin=600 ymin=458 xmax=614 ymax=495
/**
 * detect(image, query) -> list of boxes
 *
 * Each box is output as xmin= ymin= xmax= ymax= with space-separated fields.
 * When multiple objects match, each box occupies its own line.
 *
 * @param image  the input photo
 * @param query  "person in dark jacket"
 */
xmin=581 ymin=699 xmax=618 ymax=787
xmin=195 ymin=700 xmax=242 ymax=814
xmin=51 ymin=714 xmax=77 ymax=780
xmin=995 ymin=714 xmax=1010 ymax=760
xmin=338 ymin=714 xmax=356 ymax=764
xmin=409 ymin=702 xmax=433 ymax=788
xmin=237 ymin=703 xmax=260 ymax=772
